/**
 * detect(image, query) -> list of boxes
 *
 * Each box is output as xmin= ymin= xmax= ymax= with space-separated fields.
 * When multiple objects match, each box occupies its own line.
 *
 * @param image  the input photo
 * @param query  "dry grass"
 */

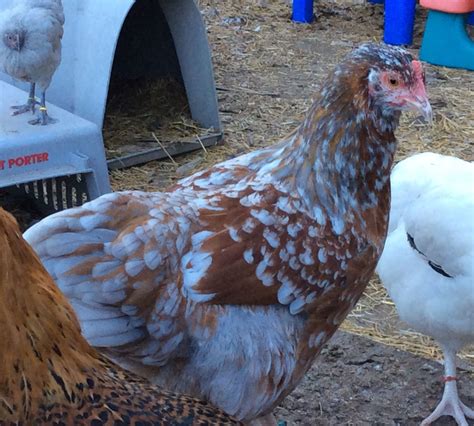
xmin=103 ymin=78 xmax=215 ymax=159
xmin=104 ymin=1 xmax=474 ymax=367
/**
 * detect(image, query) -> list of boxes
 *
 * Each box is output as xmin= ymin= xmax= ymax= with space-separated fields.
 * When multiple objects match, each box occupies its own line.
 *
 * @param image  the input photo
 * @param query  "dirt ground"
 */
xmin=275 ymin=331 xmax=474 ymax=425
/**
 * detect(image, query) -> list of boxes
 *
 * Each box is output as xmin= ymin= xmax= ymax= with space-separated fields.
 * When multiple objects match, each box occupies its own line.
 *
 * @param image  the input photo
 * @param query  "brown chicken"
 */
xmin=24 ymin=43 xmax=432 ymax=424
xmin=0 ymin=208 xmax=240 ymax=425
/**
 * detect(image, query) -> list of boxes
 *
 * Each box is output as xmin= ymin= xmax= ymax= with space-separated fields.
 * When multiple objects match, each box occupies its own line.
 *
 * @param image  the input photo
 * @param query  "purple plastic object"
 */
xmin=384 ymin=0 xmax=416 ymax=45
xmin=292 ymin=0 xmax=314 ymax=23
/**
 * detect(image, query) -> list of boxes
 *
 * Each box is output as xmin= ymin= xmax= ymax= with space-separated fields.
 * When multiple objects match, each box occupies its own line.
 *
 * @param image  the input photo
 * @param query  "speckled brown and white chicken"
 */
xmin=0 ymin=207 xmax=240 ymax=425
xmin=24 ymin=43 xmax=432 ymax=424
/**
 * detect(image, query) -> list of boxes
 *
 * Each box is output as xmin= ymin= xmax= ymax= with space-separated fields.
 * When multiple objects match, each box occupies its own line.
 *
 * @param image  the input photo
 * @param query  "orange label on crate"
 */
xmin=0 ymin=152 xmax=49 ymax=170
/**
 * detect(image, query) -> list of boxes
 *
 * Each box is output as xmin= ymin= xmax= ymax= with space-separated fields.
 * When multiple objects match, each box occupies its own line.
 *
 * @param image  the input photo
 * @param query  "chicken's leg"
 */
xmin=11 ymin=83 xmax=37 ymax=115
xmin=421 ymin=346 xmax=474 ymax=426
xmin=29 ymin=90 xmax=56 ymax=126
xmin=248 ymin=413 xmax=278 ymax=426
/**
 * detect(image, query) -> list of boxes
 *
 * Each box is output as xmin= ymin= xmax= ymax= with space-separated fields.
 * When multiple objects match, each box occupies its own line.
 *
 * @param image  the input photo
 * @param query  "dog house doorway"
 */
xmin=104 ymin=0 xmax=222 ymax=169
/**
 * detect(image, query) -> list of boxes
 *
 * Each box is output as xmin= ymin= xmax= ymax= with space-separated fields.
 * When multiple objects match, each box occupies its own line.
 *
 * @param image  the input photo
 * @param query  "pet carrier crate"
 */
xmin=0 ymin=0 xmax=222 ymax=214
xmin=0 ymin=82 xmax=110 ymax=215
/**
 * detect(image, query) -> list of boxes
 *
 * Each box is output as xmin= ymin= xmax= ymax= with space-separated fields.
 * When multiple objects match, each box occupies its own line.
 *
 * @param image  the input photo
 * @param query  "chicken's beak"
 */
xmin=406 ymin=59 xmax=432 ymax=123
xmin=15 ymin=33 xmax=22 ymax=51
xmin=405 ymin=96 xmax=433 ymax=123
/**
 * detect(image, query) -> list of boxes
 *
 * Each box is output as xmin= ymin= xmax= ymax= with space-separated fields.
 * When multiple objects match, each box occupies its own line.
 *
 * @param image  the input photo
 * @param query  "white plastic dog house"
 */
xmin=0 ymin=0 xmax=221 ymax=213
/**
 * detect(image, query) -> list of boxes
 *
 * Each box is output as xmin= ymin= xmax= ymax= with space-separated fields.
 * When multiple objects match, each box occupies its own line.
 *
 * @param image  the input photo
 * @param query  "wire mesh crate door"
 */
xmin=14 ymin=173 xmax=91 ymax=214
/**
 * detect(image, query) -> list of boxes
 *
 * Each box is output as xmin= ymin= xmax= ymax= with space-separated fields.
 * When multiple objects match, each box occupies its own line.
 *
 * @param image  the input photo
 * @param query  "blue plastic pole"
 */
xmin=367 ymin=0 xmax=384 ymax=4
xmin=384 ymin=0 xmax=416 ymax=45
xmin=468 ymin=11 xmax=474 ymax=25
xmin=292 ymin=0 xmax=314 ymax=23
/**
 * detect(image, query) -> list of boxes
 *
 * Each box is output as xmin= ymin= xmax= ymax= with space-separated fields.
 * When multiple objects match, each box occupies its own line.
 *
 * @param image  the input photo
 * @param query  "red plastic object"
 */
xmin=420 ymin=0 xmax=474 ymax=13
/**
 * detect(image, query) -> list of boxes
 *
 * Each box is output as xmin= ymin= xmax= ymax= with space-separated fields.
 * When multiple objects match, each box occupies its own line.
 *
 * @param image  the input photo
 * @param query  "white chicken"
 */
xmin=0 ymin=0 xmax=64 ymax=125
xmin=377 ymin=152 xmax=474 ymax=426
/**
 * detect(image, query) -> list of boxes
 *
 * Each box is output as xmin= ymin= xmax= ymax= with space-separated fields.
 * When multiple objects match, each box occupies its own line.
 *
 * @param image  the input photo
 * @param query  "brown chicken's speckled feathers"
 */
xmin=0 ymin=208 xmax=240 ymax=425
xmin=23 ymin=43 xmax=431 ymax=422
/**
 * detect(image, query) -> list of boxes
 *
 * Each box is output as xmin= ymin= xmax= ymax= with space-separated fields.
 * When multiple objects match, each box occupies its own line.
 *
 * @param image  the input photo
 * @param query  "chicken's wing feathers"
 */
xmin=402 ymin=184 xmax=474 ymax=278
xmin=181 ymin=185 xmax=360 ymax=314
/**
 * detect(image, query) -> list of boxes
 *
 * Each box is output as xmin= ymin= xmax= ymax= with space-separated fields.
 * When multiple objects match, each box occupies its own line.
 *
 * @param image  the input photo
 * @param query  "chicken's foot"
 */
xmin=421 ymin=347 xmax=474 ymax=426
xmin=11 ymin=83 xmax=38 ymax=115
xmin=248 ymin=413 xmax=278 ymax=426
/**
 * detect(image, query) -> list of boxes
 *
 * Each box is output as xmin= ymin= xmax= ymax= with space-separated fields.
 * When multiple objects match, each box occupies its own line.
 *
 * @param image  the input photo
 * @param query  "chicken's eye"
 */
xmin=388 ymin=77 xmax=399 ymax=87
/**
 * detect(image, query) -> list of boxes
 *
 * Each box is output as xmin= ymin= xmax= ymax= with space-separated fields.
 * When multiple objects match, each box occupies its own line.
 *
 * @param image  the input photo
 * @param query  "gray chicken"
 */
xmin=0 ymin=0 xmax=64 ymax=125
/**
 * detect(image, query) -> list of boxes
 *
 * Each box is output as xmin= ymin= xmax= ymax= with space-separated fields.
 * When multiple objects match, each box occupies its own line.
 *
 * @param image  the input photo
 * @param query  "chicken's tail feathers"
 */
xmin=23 ymin=192 xmax=185 ymax=360
xmin=23 ymin=193 xmax=144 ymax=347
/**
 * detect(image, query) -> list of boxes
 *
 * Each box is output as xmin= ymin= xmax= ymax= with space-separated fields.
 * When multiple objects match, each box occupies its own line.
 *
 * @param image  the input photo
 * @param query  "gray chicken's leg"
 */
xmin=11 ymin=83 xmax=37 ymax=115
xmin=29 ymin=90 xmax=56 ymax=126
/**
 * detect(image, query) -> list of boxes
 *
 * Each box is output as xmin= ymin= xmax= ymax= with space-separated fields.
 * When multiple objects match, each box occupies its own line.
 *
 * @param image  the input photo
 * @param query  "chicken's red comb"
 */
xmin=411 ymin=60 xmax=424 ymax=79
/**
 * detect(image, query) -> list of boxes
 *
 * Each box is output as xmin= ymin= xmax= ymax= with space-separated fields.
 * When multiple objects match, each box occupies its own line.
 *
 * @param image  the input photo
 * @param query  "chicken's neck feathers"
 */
xmin=247 ymin=82 xmax=397 ymax=231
